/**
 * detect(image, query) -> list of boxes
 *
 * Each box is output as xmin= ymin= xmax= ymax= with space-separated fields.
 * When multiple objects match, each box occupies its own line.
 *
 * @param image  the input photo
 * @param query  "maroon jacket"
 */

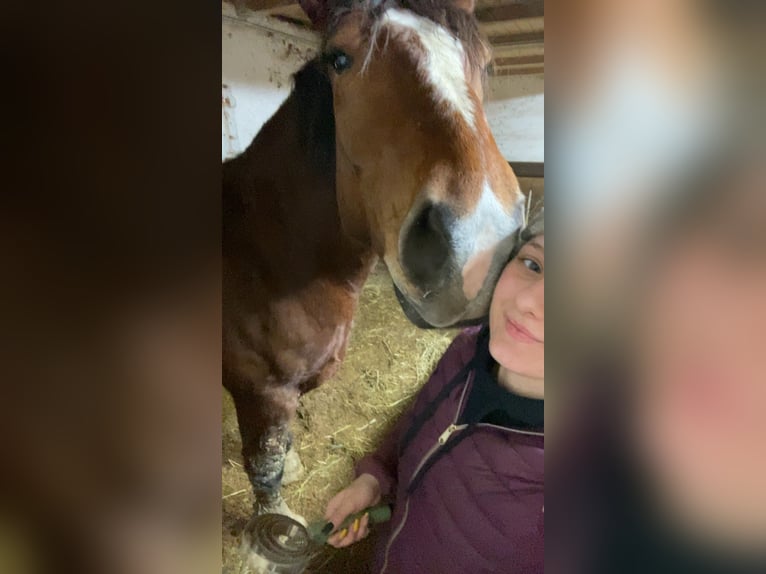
xmin=356 ymin=327 xmax=544 ymax=574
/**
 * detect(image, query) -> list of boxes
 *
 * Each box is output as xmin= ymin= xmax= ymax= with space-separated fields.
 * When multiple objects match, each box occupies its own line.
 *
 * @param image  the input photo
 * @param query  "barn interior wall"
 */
xmin=485 ymin=73 xmax=544 ymax=163
xmin=222 ymin=8 xmax=319 ymax=161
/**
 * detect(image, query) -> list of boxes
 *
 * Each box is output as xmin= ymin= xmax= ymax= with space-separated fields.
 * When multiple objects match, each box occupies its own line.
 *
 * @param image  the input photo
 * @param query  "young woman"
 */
xmin=323 ymin=212 xmax=544 ymax=574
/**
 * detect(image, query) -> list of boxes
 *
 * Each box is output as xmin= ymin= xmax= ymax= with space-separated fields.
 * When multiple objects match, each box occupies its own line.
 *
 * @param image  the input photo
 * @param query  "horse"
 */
xmin=222 ymin=0 xmax=525 ymax=520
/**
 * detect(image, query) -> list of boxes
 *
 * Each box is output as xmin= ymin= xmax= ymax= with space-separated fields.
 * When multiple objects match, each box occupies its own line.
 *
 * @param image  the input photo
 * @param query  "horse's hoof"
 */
xmin=255 ymin=496 xmax=307 ymax=527
xmin=281 ymin=446 xmax=305 ymax=485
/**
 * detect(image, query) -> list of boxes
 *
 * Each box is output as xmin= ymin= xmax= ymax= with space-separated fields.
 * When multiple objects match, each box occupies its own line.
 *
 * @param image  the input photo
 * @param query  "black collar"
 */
xmin=458 ymin=326 xmax=544 ymax=430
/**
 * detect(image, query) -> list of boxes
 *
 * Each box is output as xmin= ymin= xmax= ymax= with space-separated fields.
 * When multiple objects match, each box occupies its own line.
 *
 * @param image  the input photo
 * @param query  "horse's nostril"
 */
xmin=401 ymin=202 xmax=454 ymax=291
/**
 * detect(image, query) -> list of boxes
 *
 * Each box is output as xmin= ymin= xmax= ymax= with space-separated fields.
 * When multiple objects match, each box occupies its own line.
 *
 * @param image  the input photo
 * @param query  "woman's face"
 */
xmin=635 ymin=185 xmax=766 ymax=548
xmin=488 ymin=235 xmax=545 ymax=378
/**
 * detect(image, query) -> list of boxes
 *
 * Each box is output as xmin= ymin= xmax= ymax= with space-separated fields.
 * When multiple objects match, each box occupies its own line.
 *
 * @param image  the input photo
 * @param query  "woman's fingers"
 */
xmin=324 ymin=490 xmax=348 ymax=523
xmin=326 ymin=507 xmax=357 ymax=538
xmin=328 ymin=526 xmax=354 ymax=548
xmin=327 ymin=528 xmax=346 ymax=548
xmin=336 ymin=527 xmax=356 ymax=548
xmin=358 ymin=512 xmax=370 ymax=538
xmin=335 ymin=524 xmax=360 ymax=548
xmin=351 ymin=513 xmax=371 ymax=546
xmin=323 ymin=476 xmax=379 ymax=548
xmin=327 ymin=517 xmax=353 ymax=548
xmin=324 ymin=492 xmax=357 ymax=534
xmin=327 ymin=513 xmax=370 ymax=548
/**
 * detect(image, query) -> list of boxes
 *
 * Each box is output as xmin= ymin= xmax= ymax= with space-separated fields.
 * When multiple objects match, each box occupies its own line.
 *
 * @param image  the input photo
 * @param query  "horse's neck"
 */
xmin=224 ymin=92 xmax=374 ymax=290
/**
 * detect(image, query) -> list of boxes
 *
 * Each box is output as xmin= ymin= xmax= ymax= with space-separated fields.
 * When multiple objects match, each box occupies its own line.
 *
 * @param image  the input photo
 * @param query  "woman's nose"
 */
xmin=516 ymin=280 xmax=544 ymax=318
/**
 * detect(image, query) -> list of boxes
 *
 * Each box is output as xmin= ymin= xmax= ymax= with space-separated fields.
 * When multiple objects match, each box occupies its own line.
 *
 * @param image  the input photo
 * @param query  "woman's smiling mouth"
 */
xmin=505 ymin=316 xmax=542 ymax=343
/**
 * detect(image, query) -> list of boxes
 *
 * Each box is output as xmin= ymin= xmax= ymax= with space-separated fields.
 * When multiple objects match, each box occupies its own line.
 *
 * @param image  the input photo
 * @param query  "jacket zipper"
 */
xmin=380 ymin=376 xmax=473 ymax=573
xmin=380 ymin=426 xmax=472 ymax=574
xmin=407 ymin=421 xmax=470 ymax=484
xmin=379 ymin=373 xmax=544 ymax=572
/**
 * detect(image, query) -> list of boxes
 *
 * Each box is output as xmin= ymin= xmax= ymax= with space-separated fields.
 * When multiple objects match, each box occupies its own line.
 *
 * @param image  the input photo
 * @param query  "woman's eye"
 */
xmin=522 ymin=258 xmax=542 ymax=273
xmin=328 ymin=51 xmax=353 ymax=73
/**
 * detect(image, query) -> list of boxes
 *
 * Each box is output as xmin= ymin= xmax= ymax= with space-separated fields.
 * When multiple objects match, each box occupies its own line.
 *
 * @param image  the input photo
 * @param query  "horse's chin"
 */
xmin=393 ymin=284 xmax=437 ymax=329
xmin=393 ymin=284 xmax=487 ymax=330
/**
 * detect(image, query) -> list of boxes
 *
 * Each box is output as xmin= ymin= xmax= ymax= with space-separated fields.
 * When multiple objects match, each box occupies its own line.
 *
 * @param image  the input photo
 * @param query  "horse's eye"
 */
xmin=329 ymin=51 xmax=353 ymax=73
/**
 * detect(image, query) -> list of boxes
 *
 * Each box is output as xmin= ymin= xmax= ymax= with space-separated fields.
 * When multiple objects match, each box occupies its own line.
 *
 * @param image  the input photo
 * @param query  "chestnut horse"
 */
xmin=223 ymin=0 xmax=524 ymax=519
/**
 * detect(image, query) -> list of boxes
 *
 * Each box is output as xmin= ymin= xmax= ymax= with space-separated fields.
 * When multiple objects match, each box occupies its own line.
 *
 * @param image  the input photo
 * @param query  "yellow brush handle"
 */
xmin=308 ymin=503 xmax=392 ymax=544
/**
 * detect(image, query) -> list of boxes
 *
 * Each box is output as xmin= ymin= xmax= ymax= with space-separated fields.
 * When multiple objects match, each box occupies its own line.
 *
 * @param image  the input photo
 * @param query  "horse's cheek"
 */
xmin=336 ymin=173 xmax=371 ymax=245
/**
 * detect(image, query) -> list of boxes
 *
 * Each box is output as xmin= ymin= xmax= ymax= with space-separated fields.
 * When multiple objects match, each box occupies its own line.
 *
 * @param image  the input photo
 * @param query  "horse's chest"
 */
xmin=272 ymin=289 xmax=356 ymax=387
xmin=232 ymin=279 xmax=359 ymax=388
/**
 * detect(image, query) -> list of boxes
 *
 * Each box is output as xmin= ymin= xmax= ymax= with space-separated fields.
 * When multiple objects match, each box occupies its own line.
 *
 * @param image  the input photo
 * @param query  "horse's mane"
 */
xmin=294 ymin=59 xmax=336 ymax=172
xmin=293 ymin=0 xmax=487 ymax=171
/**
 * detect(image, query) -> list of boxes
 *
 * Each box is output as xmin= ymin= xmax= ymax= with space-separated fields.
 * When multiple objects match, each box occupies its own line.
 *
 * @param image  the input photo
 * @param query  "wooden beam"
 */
xmin=476 ymin=0 xmax=522 ymax=8
xmin=493 ymin=54 xmax=544 ymax=66
xmin=270 ymin=14 xmax=313 ymax=28
xmin=491 ymin=43 xmax=543 ymax=58
xmin=228 ymin=0 xmax=545 ymax=21
xmin=236 ymin=0 xmax=297 ymax=13
xmin=476 ymin=1 xmax=544 ymax=22
xmin=491 ymin=65 xmax=545 ymax=76
xmin=489 ymin=31 xmax=544 ymax=46
xmin=509 ymin=161 xmax=544 ymax=178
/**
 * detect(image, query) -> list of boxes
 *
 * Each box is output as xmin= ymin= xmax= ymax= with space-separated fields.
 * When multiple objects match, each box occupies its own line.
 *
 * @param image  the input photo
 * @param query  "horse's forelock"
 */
xmin=324 ymin=0 xmax=487 ymax=77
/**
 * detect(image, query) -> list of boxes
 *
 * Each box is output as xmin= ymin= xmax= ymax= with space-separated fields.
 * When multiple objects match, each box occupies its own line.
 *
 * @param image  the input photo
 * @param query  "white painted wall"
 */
xmin=221 ymin=8 xmax=543 ymax=163
xmin=485 ymin=74 xmax=544 ymax=163
xmin=221 ymin=6 xmax=319 ymax=160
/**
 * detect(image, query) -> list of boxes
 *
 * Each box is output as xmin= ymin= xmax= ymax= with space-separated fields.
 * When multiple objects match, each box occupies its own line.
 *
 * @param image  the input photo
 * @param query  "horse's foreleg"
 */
xmin=230 ymin=385 xmax=300 ymax=516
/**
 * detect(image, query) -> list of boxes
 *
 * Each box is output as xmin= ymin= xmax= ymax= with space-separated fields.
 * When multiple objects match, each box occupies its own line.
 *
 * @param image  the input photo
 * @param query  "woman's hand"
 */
xmin=324 ymin=473 xmax=381 ymax=548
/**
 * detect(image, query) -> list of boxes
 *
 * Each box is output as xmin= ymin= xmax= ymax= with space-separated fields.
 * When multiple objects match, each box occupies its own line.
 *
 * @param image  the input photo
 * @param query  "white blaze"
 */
xmin=381 ymin=9 xmax=476 ymax=130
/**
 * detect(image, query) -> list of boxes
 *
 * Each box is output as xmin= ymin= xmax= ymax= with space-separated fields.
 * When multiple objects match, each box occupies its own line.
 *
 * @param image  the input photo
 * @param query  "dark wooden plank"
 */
xmin=509 ymin=162 xmax=544 ymax=178
xmin=476 ymin=1 xmax=544 ymax=23
xmin=488 ymin=31 xmax=544 ymax=45
xmin=493 ymin=54 xmax=544 ymax=66
xmin=227 ymin=0 xmax=545 ymax=20
xmin=234 ymin=0 xmax=297 ymax=12
xmin=491 ymin=65 xmax=545 ymax=76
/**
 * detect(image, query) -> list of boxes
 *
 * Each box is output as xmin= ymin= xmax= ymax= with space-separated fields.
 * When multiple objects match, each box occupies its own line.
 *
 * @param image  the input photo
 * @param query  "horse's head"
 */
xmin=302 ymin=0 xmax=525 ymax=327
